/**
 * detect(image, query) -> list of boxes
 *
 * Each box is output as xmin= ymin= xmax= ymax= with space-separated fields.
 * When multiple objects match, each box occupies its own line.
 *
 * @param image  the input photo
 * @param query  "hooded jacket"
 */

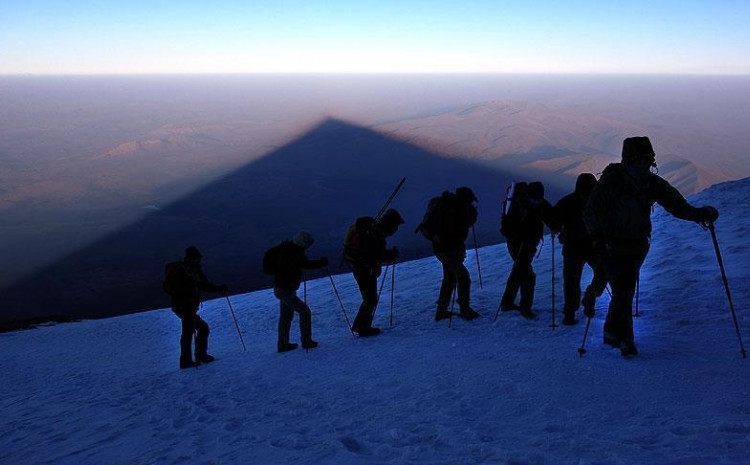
xmin=583 ymin=163 xmax=704 ymax=254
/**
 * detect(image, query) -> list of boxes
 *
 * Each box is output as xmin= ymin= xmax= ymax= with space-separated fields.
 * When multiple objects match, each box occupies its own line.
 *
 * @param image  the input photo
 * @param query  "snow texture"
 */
xmin=2 ymin=177 xmax=749 ymax=464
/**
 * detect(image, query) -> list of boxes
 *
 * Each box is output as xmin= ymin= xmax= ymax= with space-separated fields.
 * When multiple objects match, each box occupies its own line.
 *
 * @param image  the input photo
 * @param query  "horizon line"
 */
xmin=2 ymin=71 xmax=750 ymax=78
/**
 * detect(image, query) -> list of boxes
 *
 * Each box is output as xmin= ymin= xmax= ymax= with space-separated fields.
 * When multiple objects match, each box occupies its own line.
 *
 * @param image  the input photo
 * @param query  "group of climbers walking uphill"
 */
xmin=163 ymin=136 xmax=720 ymax=367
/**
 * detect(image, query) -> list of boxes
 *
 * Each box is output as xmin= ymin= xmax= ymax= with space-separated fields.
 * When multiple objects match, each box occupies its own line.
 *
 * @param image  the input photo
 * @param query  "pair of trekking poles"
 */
xmin=577 ymin=221 xmax=746 ymax=358
xmin=328 ymin=178 xmax=409 ymax=335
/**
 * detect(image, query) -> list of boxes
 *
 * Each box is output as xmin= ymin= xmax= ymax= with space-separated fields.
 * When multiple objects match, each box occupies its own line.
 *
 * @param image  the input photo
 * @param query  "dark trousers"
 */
xmin=603 ymin=251 xmax=647 ymax=343
xmin=434 ymin=244 xmax=471 ymax=311
xmin=173 ymin=307 xmax=209 ymax=362
xmin=562 ymin=247 xmax=608 ymax=317
xmin=274 ymin=287 xmax=313 ymax=347
xmin=352 ymin=267 xmax=379 ymax=331
xmin=501 ymin=239 xmax=537 ymax=311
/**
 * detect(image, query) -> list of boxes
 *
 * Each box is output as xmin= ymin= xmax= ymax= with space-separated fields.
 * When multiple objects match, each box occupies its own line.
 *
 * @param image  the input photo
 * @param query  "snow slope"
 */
xmin=2 ymin=178 xmax=749 ymax=464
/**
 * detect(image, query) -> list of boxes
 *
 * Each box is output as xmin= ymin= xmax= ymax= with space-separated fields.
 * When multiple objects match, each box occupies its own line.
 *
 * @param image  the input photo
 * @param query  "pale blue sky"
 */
xmin=1 ymin=0 xmax=748 ymax=74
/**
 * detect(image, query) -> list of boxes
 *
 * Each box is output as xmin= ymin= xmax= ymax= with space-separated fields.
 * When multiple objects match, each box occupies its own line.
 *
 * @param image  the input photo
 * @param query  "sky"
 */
xmin=2 ymin=0 xmax=749 ymax=75
xmin=1 ymin=176 xmax=748 ymax=463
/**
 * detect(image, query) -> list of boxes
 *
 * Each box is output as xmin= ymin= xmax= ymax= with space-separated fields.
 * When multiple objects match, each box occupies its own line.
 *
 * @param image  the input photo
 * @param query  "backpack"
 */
xmin=343 ymin=216 xmax=375 ymax=264
xmin=500 ymin=182 xmax=528 ymax=238
xmin=262 ymin=242 xmax=287 ymax=276
xmin=416 ymin=191 xmax=456 ymax=241
xmin=163 ymin=261 xmax=187 ymax=297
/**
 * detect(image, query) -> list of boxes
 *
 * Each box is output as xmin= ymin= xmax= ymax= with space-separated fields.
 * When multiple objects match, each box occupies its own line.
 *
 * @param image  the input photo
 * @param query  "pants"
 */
xmin=352 ymin=266 xmax=379 ymax=331
xmin=274 ymin=287 xmax=313 ymax=347
xmin=173 ymin=306 xmax=209 ymax=362
xmin=434 ymin=244 xmax=471 ymax=310
xmin=501 ymin=239 xmax=538 ymax=311
xmin=562 ymin=246 xmax=608 ymax=317
xmin=603 ymin=250 xmax=647 ymax=343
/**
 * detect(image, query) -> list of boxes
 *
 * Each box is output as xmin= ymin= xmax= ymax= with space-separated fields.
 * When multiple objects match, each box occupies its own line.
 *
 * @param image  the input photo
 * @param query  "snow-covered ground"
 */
xmin=2 ymin=177 xmax=749 ymax=464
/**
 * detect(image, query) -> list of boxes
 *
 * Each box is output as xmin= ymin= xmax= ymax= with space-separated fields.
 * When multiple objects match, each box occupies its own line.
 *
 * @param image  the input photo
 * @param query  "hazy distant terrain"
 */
xmin=1 ymin=75 xmax=748 ymax=324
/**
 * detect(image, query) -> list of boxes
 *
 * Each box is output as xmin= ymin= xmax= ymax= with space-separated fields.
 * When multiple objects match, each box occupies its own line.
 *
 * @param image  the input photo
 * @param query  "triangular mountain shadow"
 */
xmin=0 ymin=118 xmax=570 ymax=324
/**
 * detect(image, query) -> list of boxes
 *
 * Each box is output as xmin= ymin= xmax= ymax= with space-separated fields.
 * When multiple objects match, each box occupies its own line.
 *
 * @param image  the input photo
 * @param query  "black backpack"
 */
xmin=163 ymin=261 xmax=188 ymax=297
xmin=500 ymin=182 xmax=528 ymax=238
xmin=262 ymin=242 xmax=288 ymax=276
xmin=343 ymin=216 xmax=375 ymax=264
xmin=417 ymin=191 xmax=456 ymax=241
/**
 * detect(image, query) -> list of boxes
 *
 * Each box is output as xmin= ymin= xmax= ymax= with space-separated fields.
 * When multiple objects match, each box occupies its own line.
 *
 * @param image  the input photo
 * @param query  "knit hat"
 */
xmin=378 ymin=208 xmax=405 ymax=227
xmin=456 ymin=186 xmax=477 ymax=202
xmin=622 ymin=136 xmax=656 ymax=164
xmin=292 ymin=231 xmax=314 ymax=248
xmin=184 ymin=246 xmax=202 ymax=260
xmin=528 ymin=181 xmax=545 ymax=200
xmin=575 ymin=173 xmax=597 ymax=197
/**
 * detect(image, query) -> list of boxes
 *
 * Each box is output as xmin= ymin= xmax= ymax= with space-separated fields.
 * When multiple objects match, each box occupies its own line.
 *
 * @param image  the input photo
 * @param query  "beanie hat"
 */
xmin=528 ymin=181 xmax=544 ymax=200
xmin=622 ymin=136 xmax=656 ymax=164
xmin=292 ymin=231 xmax=314 ymax=248
xmin=379 ymin=208 xmax=405 ymax=227
xmin=575 ymin=173 xmax=597 ymax=197
xmin=456 ymin=186 xmax=477 ymax=202
xmin=185 ymin=246 xmax=202 ymax=260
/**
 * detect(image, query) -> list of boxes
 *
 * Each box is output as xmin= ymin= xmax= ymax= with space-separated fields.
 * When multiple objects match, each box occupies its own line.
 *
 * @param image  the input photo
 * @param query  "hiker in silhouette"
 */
xmin=553 ymin=173 xmax=608 ymax=325
xmin=268 ymin=231 xmax=328 ymax=352
xmin=165 ymin=246 xmax=228 ymax=369
xmin=418 ymin=187 xmax=480 ymax=321
xmin=499 ymin=181 xmax=557 ymax=319
xmin=345 ymin=209 xmax=404 ymax=337
xmin=583 ymin=136 xmax=719 ymax=357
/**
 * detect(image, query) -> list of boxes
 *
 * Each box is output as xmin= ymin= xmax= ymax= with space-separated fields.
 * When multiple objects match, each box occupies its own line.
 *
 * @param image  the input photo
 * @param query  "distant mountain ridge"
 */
xmin=376 ymin=100 xmax=725 ymax=195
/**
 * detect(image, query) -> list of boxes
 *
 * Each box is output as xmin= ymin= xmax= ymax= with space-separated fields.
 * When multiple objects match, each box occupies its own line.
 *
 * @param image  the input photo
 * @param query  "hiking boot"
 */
xmin=277 ymin=343 xmax=299 ymax=353
xmin=603 ymin=331 xmax=620 ymax=348
xmin=357 ymin=327 xmax=382 ymax=337
xmin=195 ymin=353 xmax=216 ymax=364
xmin=302 ymin=340 xmax=319 ymax=350
xmin=459 ymin=307 xmax=480 ymax=321
xmin=519 ymin=308 xmax=535 ymax=320
xmin=620 ymin=340 xmax=639 ymax=358
xmin=435 ymin=309 xmax=453 ymax=321
xmin=180 ymin=359 xmax=199 ymax=369
xmin=562 ymin=315 xmax=579 ymax=326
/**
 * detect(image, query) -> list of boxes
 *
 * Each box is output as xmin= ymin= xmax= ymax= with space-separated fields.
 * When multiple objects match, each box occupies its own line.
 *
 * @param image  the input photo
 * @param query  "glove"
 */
xmin=391 ymin=247 xmax=400 ymax=259
xmin=218 ymin=284 xmax=229 ymax=292
xmin=584 ymin=306 xmax=595 ymax=318
xmin=697 ymin=206 xmax=719 ymax=224
xmin=320 ymin=257 xmax=329 ymax=267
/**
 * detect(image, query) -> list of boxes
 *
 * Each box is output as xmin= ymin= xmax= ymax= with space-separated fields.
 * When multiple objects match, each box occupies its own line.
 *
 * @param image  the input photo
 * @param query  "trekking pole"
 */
xmin=577 ymin=317 xmax=592 ymax=357
xmin=303 ymin=273 xmax=307 ymax=305
xmin=449 ymin=285 xmax=457 ymax=328
xmin=372 ymin=264 xmax=390 ymax=320
xmin=374 ymin=177 xmax=406 ymax=221
xmin=224 ymin=293 xmax=247 ymax=351
xmin=390 ymin=260 xmax=396 ymax=327
xmin=707 ymin=222 xmax=747 ymax=358
xmin=494 ymin=299 xmax=503 ymax=322
xmin=327 ymin=269 xmax=355 ymax=336
xmin=471 ymin=225 xmax=484 ymax=289
xmin=634 ymin=276 xmax=640 ymax=317
xmin=550 ymin=233 xmax=557 ymax=329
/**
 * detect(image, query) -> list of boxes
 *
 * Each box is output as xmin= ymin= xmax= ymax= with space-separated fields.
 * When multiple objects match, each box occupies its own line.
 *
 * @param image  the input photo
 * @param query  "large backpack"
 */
xmin=500 ymin=181 xmax=528 ymax=238
xmin=417 ymin=191 xmax=456 ymax=241
xmin=262 ymin=242 xmax=288 ymax=276
xmin=343 ymin=216 xmax=376 ymax=264
xmin=163 ymin=261 xmax=188 ymax=297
